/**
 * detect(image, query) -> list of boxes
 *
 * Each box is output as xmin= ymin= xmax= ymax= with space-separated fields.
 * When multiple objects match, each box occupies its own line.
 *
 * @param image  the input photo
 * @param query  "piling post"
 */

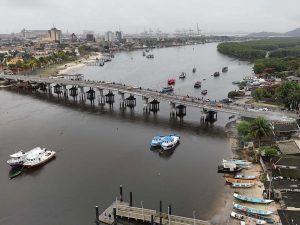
xmin=119 ymin=185 xmax=123 ymax=202
xmin=113 ymin=207 xmax=117 ymax=225
xmin=130 ymin=191 xmax=133 ymax=206
xmin=159 ymin=200 xmax=162 ymax=225
xmin=151 ymin=215 xmax=154 ymax=225
xmin=169 ymin=204 xmax=172 ymax=215
xmin=95 ymin=206 xmax=99 ymax=222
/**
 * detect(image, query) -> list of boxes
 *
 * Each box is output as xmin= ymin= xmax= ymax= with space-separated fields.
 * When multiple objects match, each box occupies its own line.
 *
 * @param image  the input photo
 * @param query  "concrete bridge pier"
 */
xmin=170 ymin=102 xmax=176 ymax=118
xmin=176 ymin=105 xmax=187 ymax=121
xmin=142 ymin=96 xmax=149 ymax=113
xmin=62 ymin=85 xmax=68 ymax=99
xmin=46 ymin=83 xmax=52 ymax=95
xmin=206 ymin=110 xmax=217 ymax=123
xmin=126 ymin=94 xmax=136 ymax=109
xmin=118 ymin=91 xmax=126 ymax=109
xmin=97 ymin=88 xmax=105 ymax=105
xmin=53 ymin=83 xmax=62 ymax=98
xmin=79 ymin=86 xmax=86 ymax=102
xmin=39 ymin=83 xmax=47 ymax=93
xmin=105 ymin=91 xmax=115 ymax=107
xmin=149 ymin=99 xmax=160 ymax=114
xmin=86 ymin=87 xmax=96 ymax=105
xmin=69 ymin=86 xmax=78 ymax=101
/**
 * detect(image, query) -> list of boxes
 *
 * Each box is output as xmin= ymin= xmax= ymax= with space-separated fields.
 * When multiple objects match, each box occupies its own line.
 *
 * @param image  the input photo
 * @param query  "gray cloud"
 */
xmin=0 ymin=0 xmax=299 ymax=34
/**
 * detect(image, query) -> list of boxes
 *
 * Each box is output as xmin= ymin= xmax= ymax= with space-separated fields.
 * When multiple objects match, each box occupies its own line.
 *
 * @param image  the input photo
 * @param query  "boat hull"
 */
xmin=23 ymin=153 xmax=56 ymax=168
xmin=234 ymin=203 xmax=273 ymax=216
xmin=234 ymin=193 xmax=273 ymax=204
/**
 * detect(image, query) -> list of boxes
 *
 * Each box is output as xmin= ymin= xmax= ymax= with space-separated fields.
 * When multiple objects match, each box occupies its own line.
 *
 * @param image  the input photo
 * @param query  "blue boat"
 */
xmin=160 ymin=86 xmax=174 ymax=93
xmin=150 ymin=136 xmax=164 ymax=148
xmin=241 ymin=212 xmax=275 ymax=223
xmin=233 ymin=203 xmax=273 ymax=216
xmin=233 ymin=193 xmax=273 ymax=204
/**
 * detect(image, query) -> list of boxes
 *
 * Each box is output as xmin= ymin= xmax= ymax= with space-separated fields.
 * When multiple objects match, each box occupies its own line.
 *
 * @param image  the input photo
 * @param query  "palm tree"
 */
xmin=250 ymin=117 xmax=272 ymax=148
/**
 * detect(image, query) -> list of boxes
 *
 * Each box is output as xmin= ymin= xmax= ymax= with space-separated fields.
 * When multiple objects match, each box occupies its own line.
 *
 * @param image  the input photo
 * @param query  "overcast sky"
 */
xmin=1 ymin=0 xmax=299 ymax=34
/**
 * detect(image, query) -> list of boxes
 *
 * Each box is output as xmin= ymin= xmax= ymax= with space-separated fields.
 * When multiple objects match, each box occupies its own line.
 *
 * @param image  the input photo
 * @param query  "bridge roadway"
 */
xmin=0 ymin=74 xmax=296 ymax=121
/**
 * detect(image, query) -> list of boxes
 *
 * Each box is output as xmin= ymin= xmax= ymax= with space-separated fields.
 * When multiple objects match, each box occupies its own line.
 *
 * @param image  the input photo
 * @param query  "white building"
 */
xmin=48 ymin=27 xmax=62 ymax=43
xmin=104 ymin=31 xmax=116 ymax=42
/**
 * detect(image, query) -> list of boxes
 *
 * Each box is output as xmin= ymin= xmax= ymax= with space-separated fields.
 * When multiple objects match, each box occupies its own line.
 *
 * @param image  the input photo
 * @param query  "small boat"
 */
xmin=233 ymin=193 xmax=273 ymax=204
xmin=150 ymin=136 xmax=164 ymax=148
xmin=161 ymin=135 xmax=180 ymax=151
xmin=168 ymin=79 xmax=176 ymax=85
xmin=213 ymin=72 xmax=220 ymax=77
xmin=225 ymin=177 xmax=256 ymax=184
xmin=160 ymin=86 xmax=174 ymax=93
xmin=201 ymin=90 xmax=208 ymax=95
xmin=179 ymin=72 xmax=186 ymax=79
xmin=23 ymin=149 xmax=56 ymax=168
xmin=194 ymin=81 xmax=201 ymax=88
xmin=230 ymin=212 xmax=266 ymax=224
xmin=7 ymin=147 xmax=46 ymax=167
xmin=192 ymin=67 xmax=196 ymax=73
xmin=218 ymin=162 xmax=243 ymax=173
xmin=222 ymin=67 xmax=228 ymax=72
xmin=145 ymin=49 xmax=150 ymax=52
xmin=229 ymin=115 xmax=235 ymax=120
xmin=146 ymin=54 xmax=154 ymax=58
xmin=234 ymin=174 xmax=256 ymax=180
xmin=232 ymin=81 xmax=241 ymax=85
xmin=142 ymin=51 xmax=146 ymax=56
xmin=9 ymin=166 xmax=23 ymax=179
xmin=240 ymin=212 xmax=275 ymax=223
xmin=232 ymin=183 xmax=255 ymax=188
xmin=223 ymin=159 xmax=252 ymax=166
xmin=233 ymin=203 xmax=273 ymax=216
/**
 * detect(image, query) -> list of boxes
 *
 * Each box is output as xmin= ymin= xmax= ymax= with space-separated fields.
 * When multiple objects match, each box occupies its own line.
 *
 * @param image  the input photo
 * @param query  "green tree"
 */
xmin=250 ymin=117 xmax=272 ymax=148
xmin=252 ymin=88 xmax=272 ymax=100
xmin=275 ymin=81 xmax=300 ymax=108
xmin=237 ymin=121 xmax=251 ymax=141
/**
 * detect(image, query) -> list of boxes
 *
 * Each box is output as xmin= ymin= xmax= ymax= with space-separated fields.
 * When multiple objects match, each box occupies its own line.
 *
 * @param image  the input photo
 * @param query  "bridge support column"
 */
xmin=53 ymin=84 xmax=62 ymax=98
xmin=170 ymin=102 xmax=176 ymax=118
xmin=47 ymin=83 xmax=52 ymax=95
xmin=118 ymin=91 xmax=126 ymax=109
xmin=86 ymin=87 xmax=95 ymax=106
xmin=176 ymin=105 xmax=186 ymax=121
xmin=62 ymin=85 xmax=68 ymax=99
xmin=97 ymin=88 xmax=105 ymax=105
xmin=105 ymin=91 xmax=115 ymax=107
xmin=79 ymin=86 xmax=86 ymax=103
xmin=149 ymin=99 xmax=160 ymax=114
xmin=69 ymin=86 xmax=78 ymax=101
xmin=206 ymin=110 xmax=217 ymax=124
xmin=126 ymin=95 xmax=136 ymax=109
xmin=142 ymin=96 xmax=149 ymax=113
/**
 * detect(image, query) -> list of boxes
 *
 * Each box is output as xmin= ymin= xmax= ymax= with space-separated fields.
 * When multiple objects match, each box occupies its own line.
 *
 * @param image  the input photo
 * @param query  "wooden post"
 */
xmin=113 ymin=207 xmax=116 ymax=225
xmin=130 ymin=191 xmax=133 ymax=206
xmin=169 ymin=204 xmax=172 ymax=215
xmin=159 ymin=200 xmax=162 ymax=225
xmin=120 ymin=185 xmax=123 ymax=202
xmin=151 ymin=215 xmax=154 ymax=225
xmin=95 ymin=206 xmax=99 ymax=221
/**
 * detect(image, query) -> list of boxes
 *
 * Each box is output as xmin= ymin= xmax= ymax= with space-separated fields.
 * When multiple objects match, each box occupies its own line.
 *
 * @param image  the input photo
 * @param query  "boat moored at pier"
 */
xmin=234 ymin=174 xmax=256 ymax=180
xmin=225 ymin=177 xmax=256 ymax=184
xmin=233 ymin=203 xmax=273 ymax=216
xmin=233 ymin=193 xmax=273 ymax=204
xmin=230 ymin=211 xmax=266 ymax=224
xmin=150 ymin=136 xmax=164 ymax=148
xmin=218 ymin=162 xmax=243 ymax=173
xmin=232 ymin=183 xmax=255 ymax=188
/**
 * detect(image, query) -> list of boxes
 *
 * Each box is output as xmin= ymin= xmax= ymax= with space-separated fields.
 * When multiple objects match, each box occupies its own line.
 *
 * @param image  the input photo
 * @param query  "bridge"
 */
xmin=0 ymin=74 xmax=296 ymax=121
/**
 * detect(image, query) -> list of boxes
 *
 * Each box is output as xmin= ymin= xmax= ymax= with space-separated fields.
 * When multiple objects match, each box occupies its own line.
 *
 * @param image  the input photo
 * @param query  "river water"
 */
xmin=0 ymin=43 xmax=253 ymax=225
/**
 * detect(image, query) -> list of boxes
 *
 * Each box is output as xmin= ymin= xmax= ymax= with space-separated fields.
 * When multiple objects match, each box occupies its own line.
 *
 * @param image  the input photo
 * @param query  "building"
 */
xmin=86 ymin=34 xmax=95 ymax=42
xmin=104 ymin=31 xmax=115 ymax=42
xmin=20 ymin=29 xmax=48 ymax=39
xmin=71 ymin=33 xmax=77 ymax=42
xmin=272 ymin=121 xmax=300 ymax=140
xmin=278 ymin=210 xmax=300 ymax=225
xmin=6 ymin=57 xmax=23 ymax=67
xmin=115 ymin=31 xmax=123 ymax=42
xmin=48 ymin=27 xmax=62 ymax=43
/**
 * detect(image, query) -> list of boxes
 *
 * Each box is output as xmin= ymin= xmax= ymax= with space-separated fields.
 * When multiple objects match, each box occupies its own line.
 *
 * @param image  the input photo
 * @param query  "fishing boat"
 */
xmin=218 ymin=162 xmax=243 ymax=173
xmin=223 ymin=159 xmax=252 ymax=166
xmin=23 ymin=149 xmax=56 ymax=168
xmin=168 ymin=78 xmax=176 ymax=85
xmin=234 ymin=174 xmax=256 ymax=180
xmin=7 ymin=147 xmax=46 ymax=167
xmin=150 ymin=135 xmax=164 ymax=148
xmin=232 ymin=183 xmax=255 ymax=188
xmin=9 ymin=166 xmax=23 ymax=179
xmin=194 ymin=81 xmax=201 ymax=88
xmin=213 ymin=72 xmax=220 ymax=77
xmin=142 ymin=51 xmax=146 ymax=56
xmin=146 ymin=54 xmax=154 ymax=58
xmin=192 ymin=67 xmax=196 ymax=73
xmin=201 ymin=90 xmax=208 ymax=95
xmin=230 ymin=212 xmax=266 ymax=224
xmin=225 ymin=177 xmax=256 ymax=184
xmin=233 ymin=203 xmax=273 ymax=216
xmin=233 ymin=193 xmax=273 ymax=204
xmin=240 ymin=212 xmax=275 ymax=223
xmin=222 ymin=67 xmax=228 ymax=72
xmin=160 ymin=86 xmax=174 ymax=93
xmin=179 ymin=72 xmax=186 ymax=79
xmin=161 ymin=135 xmax=180 ymax=151
xmin=232 ymin=81 xmax=241 ymax=85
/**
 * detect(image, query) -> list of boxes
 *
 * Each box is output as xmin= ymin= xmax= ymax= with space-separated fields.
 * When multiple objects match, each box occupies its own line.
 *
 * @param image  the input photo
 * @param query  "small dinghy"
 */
xmin=225 ymin=177 xmax=256 ymax=184
xmin=213 ymin=71 xmax=220 ymax=77
xmin=233 ymin=203 xmax=273 ymax=216
xmin=233 ymin=193 xmax=273 ymax=204
xmin=194 ymin=81 xmax=202 ymax=88
xmin=222 ymin=67 xmax=228 ymax=72
xmin=230 ymin=211 xmax=266 ymax=224
xmin=240 ymin=212 xmax=275 ymax=223
xmin=234 ymin=174 xmax=256 ymax=180
xmin=232 ymin=183 xmax=255 ymax=188
xmin=192 ymin=67 xmax=196 ymax=73
xmin=179 ymin=72 xmax=186 ymax=79
xmin=9 ymin=166 xmax=23 ymax=179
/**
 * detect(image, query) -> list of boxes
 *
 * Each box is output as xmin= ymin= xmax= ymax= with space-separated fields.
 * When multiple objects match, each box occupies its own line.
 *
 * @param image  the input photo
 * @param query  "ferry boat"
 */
xmin=150 ymin=135 xmax=164 ymax=148
xmin=7 ymin=147 xmax=46 ymax=167
xmin=233 ymin=203 xmax=273 ymax=216
xmin=161 ymin=135 xmax=180 ymax=151
xmin=168 ymin=78 xmax=176 ymax=85
xmin=230 ymin=212 xmax=266 ymax=224
xmin=213 ymin=72 xmax=220 ymax=77
xmin=192 ymin=67 xmax=196 ymax=73
xmin=194 ymin=81 xmax=201 ymax=88
xmin=23 ymin=149 xmax=56 ymax=168
xmin=160 ymin=86 xmax=174 ymax=93
xmin=201 ymin=90 xmax=208 ymax=95
xmin=225 ymin=177 xmax=256 ymax=184
xmin=232 ymin=183 xmax=255 ymax=188
xmin=233 ymin=193 xmax=273 ymax=204
xmin=222 ymin=67 xmax=228 ymax=72
xmin=179 ymin=72 xmax=186 ymax=79
xmin=234 ymin=174 xmax=256 ymax=180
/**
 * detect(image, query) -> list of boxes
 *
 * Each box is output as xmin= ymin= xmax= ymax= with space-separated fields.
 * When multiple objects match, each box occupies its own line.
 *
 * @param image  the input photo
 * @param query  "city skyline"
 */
xmin=1 ymin=0 xmax=299 ymax=34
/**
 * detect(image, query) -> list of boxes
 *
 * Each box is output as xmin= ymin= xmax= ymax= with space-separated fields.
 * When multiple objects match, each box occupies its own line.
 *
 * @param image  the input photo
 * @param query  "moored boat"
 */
xmin=194 ymin=81 xmax=201 ymax=88
xmin=239 ymin=212 xmax=275 ymax=223
xmin=230 ymin=211 xmax=266 ymax=224
xmin=9 ymin=166 xmax=23 ymax=179
xmin=233 ymin=193 xmax=273 ymax=204
xmin=232 ymin=183 xmax=255 ymax=188
xmin=213 ymin=71 xmax=220 ymax=77
xmin=146 ymin=54 xmax=154 ymax=58
xmin=218 ymin=162 xmax=243 ymax=173
xmin=223 ymin=159 xmax=252 ymax=166
xmin=161 ymin=135 xmax=180 ymax=151
xmin=233 ymin=203 xmax=273 ymax=216
xmin=168 ymin=78 xmax=176 ymax=85
xmin=160 ymin=86 xmax=174 ymax=93
xmin=7 ymin=147 xmax=46 ymax=167
xmin=179 ymin=72 xmax=186 ymax=79
xmin=222 ymin=67 xmax=228 ymax=72
xmin=225 ymin=177 xmax=256 ymax=184
xmin=23 ymin=149 xmax=56 ymax=168
xmin=232 ymin=81 xmax=241 ymax=85
xmin=201 ymin=90 xmax=208 ymax=95
xmin=192 ymin=67 xmax=196 ymax=73
xmin=150 ymin=135 xmax=164 ymax=148
xmin=234 ymin=174 xmax=256 ymax=180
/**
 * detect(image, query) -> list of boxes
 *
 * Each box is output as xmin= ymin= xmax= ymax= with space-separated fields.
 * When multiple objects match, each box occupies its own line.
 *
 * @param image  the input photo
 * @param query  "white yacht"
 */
xmin=161 ymin=135 xmax=180 ymax=150
xmin=7 ymin=147 xmax=46 ymax=167
xmin=23 ymin=149 xmax=56 ymax=168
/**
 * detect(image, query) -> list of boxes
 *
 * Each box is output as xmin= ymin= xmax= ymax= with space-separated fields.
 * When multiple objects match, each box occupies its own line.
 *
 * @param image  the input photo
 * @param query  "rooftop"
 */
xmin=282 ymin=191 xmax=300 ymax=208
xmin=279 ymin=168 xmax=300 ymax=179
xmin=273 ymin=121 xmax=299 ymax=133
xmin=278 ymin=209 xmax=300 ymax=225
xmin=264 ymin=179 xmax=300 ymax=190
xmin=277 ymin=140 xmax=300 ymax=155
xmin=276 ymin=156 xmax=300 ymax=168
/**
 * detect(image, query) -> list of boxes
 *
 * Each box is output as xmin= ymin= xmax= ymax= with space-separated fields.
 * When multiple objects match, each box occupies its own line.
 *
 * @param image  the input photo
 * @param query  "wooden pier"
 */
xmin=98 ymin=201 xmax=210 ymax=225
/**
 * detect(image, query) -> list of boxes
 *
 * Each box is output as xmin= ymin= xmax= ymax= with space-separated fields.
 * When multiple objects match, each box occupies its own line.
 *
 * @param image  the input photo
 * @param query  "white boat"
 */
xmin=234 ymin=174 xmax=256 ymax=180
xmin=230 ymin=212 xmax=266 ymax=224
xmin=223 ymin=159 xmax=252 ymax=166
xmin=7 ymin=147 xmax=46 ymax=167
xmin=23 ymin=149 xmax=56 ymax=168
xmin=161 ymin=135 xmax=180 ymax=150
